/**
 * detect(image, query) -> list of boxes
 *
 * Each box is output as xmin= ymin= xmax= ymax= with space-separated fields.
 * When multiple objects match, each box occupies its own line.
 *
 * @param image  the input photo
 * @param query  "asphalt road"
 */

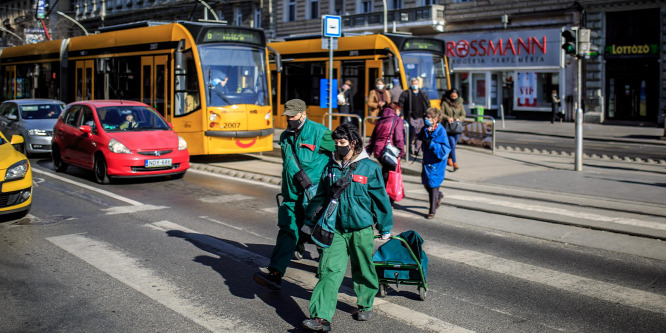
xmin=496 ymin=132 xmax=666 ymax=161
xmin=1 ymin=158 xmax=665 ymax=332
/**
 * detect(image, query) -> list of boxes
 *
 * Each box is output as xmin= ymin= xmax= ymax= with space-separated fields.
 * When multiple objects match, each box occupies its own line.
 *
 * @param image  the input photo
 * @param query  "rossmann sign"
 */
xmin=436 ymin=29 xmax=562 ymax=70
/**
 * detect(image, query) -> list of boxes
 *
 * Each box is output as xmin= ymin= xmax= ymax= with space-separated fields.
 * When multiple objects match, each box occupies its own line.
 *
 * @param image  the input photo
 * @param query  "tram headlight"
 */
xmin=209 ymin=112 xmax=218 ymax=121
xmin=108 ymin=138 xmax=131 ymax=154
xmin=264 ymin=112 xmax=271 ymax=120
xmin=178 ymin=136 xmax=187 ymax=151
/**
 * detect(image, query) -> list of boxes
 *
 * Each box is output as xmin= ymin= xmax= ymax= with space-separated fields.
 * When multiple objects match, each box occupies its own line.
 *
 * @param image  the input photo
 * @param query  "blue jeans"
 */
xmin=448 ymin=134 xmax=460 ymax=163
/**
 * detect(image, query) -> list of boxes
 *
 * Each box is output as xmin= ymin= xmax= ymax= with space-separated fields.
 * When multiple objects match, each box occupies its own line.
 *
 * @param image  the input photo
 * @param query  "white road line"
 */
xmin=102 ymin=204 xmax=168 ymax=215
xmin=32 ymin=168 xmax=143 ymax=206
xmin=260 ymin=207 xmax=279 ymax=214
xmin=447 ymin=194 xmax=666 ymax=231
xmin=148 ymin=221 xmax=473 ymax=333
xmin=427 ymin=241 xmax=666 ymax=314
xmin=198 ymin=194 xmax=252 ymax=204
xmin=198 ymin=216 xmax=271 ymax=241
xmin=46 ymin=233 xmax=257 ymax=333
xmin=188 ymin=168 xmax=280 ymax=189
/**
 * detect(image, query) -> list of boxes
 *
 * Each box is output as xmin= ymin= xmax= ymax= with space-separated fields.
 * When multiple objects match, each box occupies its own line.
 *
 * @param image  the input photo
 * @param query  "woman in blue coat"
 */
xmin=418 ymin=108 xmax=451 ymax=219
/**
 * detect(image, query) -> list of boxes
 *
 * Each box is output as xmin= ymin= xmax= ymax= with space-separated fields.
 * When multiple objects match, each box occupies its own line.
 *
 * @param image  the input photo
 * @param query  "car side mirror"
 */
xmin=168 ymin=122 xmax=174 ymax=129
xmin=10 ymin=135 xmax=24 ymax=145
xmin=7 ymin=114 xmax=17 ymax=121
xmin=80 ymin=125 xmax=92 ymax=135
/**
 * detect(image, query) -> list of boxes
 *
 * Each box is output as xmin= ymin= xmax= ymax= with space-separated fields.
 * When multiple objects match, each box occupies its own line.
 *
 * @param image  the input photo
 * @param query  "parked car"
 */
xmin=0 ymin=99 xmax=65 ymax=156
xmin=52 ymin=100 xmax=190 ymax=184
xmin=0 ymin=131 xmax=32 ymax=219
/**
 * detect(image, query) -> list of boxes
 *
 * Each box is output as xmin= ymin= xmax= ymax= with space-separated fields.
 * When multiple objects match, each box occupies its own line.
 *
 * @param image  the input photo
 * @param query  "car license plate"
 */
xmin=145 ymin=158 xmax=172 ymax=168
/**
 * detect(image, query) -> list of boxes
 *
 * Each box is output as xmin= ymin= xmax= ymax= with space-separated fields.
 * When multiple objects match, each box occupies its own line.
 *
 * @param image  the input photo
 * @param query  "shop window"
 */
xmin=515 ymin=71 xmax=558 ymax=110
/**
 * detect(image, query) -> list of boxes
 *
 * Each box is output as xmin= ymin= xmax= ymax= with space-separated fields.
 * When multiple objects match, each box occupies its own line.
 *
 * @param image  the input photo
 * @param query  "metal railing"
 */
xmin=462 ymin=114 xmax=496 ymax=154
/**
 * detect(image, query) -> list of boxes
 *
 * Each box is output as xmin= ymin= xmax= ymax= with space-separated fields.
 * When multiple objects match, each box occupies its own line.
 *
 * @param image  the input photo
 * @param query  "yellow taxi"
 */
xmin=0 ymin=131 xmax=32 ymax=218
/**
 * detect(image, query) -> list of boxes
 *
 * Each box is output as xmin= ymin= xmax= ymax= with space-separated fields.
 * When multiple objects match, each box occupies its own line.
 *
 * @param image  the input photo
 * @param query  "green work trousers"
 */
xmin=268 ymin=200 xmax=305 ymax=275
xmin=309 ymin=226 xmax=379 ymax=322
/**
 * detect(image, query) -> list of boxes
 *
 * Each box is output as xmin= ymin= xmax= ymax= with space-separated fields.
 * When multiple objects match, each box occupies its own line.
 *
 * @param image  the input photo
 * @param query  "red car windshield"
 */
xmin=97 ymin=106 xmax=170 ymax=132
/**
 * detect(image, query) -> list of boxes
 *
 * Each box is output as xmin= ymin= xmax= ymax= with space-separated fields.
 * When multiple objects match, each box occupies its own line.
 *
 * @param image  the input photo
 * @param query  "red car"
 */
xmin=52 ymin=100 xmax=189 ymax=184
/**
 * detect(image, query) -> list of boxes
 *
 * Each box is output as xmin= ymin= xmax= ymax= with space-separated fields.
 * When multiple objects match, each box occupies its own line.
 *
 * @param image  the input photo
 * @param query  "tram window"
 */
xmin=282 ymin=62 xmax=325 ymax=106
xmin=113 ymin=58 xmax=141 ymax=101
xmin=199 ymin=45 xmax=268 ymax=107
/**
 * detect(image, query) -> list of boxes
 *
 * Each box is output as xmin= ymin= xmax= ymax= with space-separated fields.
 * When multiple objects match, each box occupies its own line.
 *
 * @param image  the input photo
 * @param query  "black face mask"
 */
xmin=336 ymin=145 xmax=351 ymax=157
xmin=287 ymin=118 xmax=303 ymax=130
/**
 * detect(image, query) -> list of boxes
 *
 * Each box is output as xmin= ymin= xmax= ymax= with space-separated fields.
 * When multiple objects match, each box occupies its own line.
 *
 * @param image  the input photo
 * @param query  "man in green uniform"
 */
xmin=302 ymin=123 xmax=393 ymax=331
xmin=253 ymin=99 xmax=335 ymax=290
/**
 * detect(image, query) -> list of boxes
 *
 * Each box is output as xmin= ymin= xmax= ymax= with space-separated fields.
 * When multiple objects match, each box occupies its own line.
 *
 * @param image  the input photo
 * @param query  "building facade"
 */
xmin=1 ymin=0 xmax=663 ymax=125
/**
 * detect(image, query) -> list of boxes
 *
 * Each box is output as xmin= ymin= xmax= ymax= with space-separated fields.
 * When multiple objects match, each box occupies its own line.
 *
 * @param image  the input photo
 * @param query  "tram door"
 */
xmin=364 ymin=60 xmax=382 ymax=136
xmin=141 ymin=56 xmax=169 ymax=121
xmin=75 ymin=60 xmax=94 ymax=101
xmin=2 ymin=66 xmax=16 ymax=99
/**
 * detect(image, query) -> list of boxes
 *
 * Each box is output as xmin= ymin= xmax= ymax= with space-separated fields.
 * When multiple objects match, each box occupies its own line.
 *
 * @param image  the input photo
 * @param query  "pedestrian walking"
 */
xmin=389 ymin=78 xmax=402 ymax=104
xmin=398 ymin=77 xmax=430 ymax=155
xmin=418 ymin=108 xmax=451 ymax=219
xmin=440 ymin=88 xmax=465 ymax=171
xmin=301 ymin=123 xmax=393 ymax=332
xmin=551 ymin=89 xmax=562 ymax=124
xmin=338 ymin=81 xmax=356 ymax=127
xmin=366 ymin=102 xmax=405 ymax=188
xmin=367 ymin=78 xmax=391 ymax=123
xmin=253 ymin=99 xmax=335 ymax=291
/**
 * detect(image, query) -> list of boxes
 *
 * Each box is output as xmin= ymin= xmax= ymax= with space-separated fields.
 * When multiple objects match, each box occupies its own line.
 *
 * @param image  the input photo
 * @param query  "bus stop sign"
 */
xmin=320 ymin=79 xmax=338 ymax=109
xmin=322 ymin=15 xmax=341 ymax=38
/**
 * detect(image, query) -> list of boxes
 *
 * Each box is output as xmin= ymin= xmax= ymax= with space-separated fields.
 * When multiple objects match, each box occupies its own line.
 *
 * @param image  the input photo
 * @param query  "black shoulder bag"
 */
xmin=290 ymin=137 xmax=314 ymax=198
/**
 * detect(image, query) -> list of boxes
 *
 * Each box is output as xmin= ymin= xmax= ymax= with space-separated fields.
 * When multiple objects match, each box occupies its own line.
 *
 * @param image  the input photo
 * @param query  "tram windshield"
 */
xmin=402 ymin=51 xmax=448 ymax=100
xmin=199 ymin=44 xmax=269 ymax=107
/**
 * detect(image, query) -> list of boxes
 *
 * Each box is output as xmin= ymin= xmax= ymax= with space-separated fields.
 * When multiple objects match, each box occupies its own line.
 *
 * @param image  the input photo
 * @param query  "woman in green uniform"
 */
xmin=301 ymin=123 xmax=393 ymax=332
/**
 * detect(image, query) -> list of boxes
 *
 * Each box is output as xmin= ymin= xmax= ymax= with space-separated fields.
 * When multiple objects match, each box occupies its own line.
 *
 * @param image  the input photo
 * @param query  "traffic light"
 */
xmin=36 ymin=0 xmax=48 ymax=19
xmin=561 ymin=28 xmax=577 ymax=56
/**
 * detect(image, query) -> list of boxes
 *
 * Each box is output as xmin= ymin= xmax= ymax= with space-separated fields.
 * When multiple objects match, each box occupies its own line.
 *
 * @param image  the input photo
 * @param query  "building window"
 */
xmin=309 ymin=0 xmax=319 ymax=19
xmin=423 ymin=0 xmax=437 ymax=5
xmin=360 ymin=0 xmax=372 ymax=13
xmin=285 ymin=0 xmax=296 ymax=22
xmin=391 ymin=0 xmax=403 ymax=10
xmin=451 ymin=0 xmax=472 ymax=3
xmin=254 ymin=6 xmax=262 ymax=28
xmin=235 ymin=7 xmax=242 ymax=26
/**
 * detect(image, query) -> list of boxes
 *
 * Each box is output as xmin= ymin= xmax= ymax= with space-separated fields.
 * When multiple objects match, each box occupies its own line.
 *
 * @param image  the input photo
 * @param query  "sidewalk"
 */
xmin=495 ymin=119 xmax=666 ymax=144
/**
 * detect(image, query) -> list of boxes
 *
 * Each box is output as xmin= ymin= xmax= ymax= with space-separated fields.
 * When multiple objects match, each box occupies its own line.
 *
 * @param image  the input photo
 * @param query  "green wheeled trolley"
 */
xmin=373 ymin=230 xmax=428 ymax=301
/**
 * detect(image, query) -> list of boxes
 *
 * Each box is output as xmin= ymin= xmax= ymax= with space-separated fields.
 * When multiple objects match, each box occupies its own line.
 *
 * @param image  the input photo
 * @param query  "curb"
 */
xmin=494 ymin=145 xmax=666 ymax=165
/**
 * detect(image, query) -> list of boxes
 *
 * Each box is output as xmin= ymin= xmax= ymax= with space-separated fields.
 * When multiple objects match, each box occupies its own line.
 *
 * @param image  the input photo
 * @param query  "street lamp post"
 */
xmin=382 ymin=0 xmax=388 ymax=33
xmin=57 ymin=11 xmax=89 ymax=36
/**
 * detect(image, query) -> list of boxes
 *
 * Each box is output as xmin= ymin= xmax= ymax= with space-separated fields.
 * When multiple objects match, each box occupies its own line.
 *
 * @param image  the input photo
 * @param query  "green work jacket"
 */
xmin=280 ymin=119 xmax=335 ymax=202
xmin=306 ymin=150 xmax=393 ymax=234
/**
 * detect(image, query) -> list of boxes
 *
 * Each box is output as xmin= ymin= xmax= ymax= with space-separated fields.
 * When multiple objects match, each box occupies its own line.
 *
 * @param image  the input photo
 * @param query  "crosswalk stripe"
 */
xmin=147 ymin=221 xmax=474 ymax=333
xmin=198 ymin=194 xmax=253 ymax=204
xmin=446 ymin=194 xmax=666 ymax=231
xmin=46 ymin=233 xmax=257 ymax=333
xmin=427 ymin=241 xmax=666 ymax=314
xmin=33 ymin=168 xmax=144 ymax=206
xmin=102 ymin=204 xmax=168 ymax=215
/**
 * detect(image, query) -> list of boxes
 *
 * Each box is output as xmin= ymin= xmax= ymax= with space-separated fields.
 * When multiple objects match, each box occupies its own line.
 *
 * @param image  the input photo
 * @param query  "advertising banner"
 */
xmin=437 ymin=29 xmax=561 ymax=70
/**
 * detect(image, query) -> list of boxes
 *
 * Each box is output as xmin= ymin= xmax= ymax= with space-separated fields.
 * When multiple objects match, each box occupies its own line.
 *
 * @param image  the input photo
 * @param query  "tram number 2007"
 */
xmin=221 ymin=122 xmax=241 ymax=129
